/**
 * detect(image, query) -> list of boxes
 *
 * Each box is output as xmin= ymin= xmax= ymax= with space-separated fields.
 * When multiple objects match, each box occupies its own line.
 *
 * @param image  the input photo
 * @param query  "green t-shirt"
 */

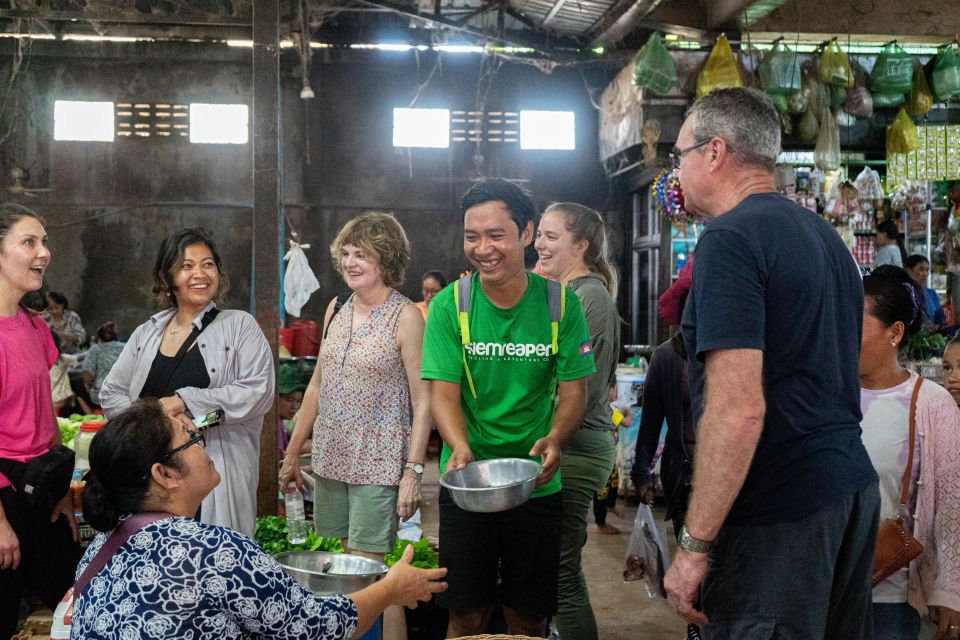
xmin=422 ymin=272 xmax=595 ymax=497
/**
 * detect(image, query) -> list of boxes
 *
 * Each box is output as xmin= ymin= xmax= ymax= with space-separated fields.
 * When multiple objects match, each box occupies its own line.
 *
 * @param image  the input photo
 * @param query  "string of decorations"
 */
xmin=652 ymin=168 xmax=690 ymax=220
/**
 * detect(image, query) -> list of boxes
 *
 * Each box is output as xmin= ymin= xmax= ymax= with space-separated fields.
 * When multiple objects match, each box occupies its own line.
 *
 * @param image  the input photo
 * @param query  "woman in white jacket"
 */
xmin=99 ymin=227 xmax=273 ymax=537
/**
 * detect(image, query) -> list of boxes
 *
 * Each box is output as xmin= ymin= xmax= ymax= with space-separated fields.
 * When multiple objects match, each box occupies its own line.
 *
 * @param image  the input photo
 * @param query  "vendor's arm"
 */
xmin=530 ymin=376 xmax=586 ymax=486
xmin=281 ymin=298 xmax=337 ymax=490
xmin=176 ymin=313 xmax=274 ymax=422
xmin=98 ymin=326 xmax=145 ymax=418
xmin=432 ymin=380 xmax=472 ymax=472
xmin=396 ymin=304 xmax=430 ymax=520
xmin=664 ymin=348 xmax=764 ymax=626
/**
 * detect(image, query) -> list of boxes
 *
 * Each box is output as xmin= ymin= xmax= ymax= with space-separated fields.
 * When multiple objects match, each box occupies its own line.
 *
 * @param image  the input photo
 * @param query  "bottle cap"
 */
xmin=79 ymin=421 xmax=106 ymax=433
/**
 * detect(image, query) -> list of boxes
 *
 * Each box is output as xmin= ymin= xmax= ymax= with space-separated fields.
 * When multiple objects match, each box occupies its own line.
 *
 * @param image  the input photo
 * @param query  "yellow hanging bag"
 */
xmin=886 ymin=108 xmax=919 ymax=155
xmin=696 ymin=34 xmax=743 ymax=98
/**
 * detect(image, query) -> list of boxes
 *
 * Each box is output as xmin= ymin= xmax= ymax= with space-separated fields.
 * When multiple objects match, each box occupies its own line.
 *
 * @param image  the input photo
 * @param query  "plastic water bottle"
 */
xmin=285 ymin=484 xmax=309 ymax=545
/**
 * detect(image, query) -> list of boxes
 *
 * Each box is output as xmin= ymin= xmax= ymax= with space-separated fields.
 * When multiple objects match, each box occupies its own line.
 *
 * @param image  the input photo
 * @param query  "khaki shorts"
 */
xmin=313 ymin=476 xmax=399 ymax=553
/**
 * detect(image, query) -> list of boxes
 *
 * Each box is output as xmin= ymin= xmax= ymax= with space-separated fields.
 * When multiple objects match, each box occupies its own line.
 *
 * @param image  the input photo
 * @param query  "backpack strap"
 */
xmin=546 ymin=279 xmax=565 ymax=355
xmin=321 ymin=294 xmax=351 ymax=341
xmin=453 ymin=277 xmax=478 ymax=400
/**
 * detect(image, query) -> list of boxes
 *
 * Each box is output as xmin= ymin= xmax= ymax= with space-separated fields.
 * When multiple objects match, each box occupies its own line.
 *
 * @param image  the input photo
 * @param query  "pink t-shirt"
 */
xmin=0 ymin=307 xmax=59 ymax=489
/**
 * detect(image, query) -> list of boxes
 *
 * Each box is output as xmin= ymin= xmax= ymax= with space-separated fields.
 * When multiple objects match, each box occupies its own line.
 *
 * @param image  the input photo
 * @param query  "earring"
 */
xmin=890 ymin=341 xmax=897 ymax=347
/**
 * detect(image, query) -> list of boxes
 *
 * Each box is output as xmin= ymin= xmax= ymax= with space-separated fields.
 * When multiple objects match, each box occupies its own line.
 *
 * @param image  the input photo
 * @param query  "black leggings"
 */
xmin=0 ymin=487 xmax=82 ymax=640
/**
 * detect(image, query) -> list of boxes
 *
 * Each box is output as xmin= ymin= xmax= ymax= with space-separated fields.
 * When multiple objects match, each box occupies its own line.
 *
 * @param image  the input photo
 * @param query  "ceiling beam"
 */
xmin=587 ymin=0 xmax=664 ymax=48
xmin=705 ymin=0 xmax=765 ymax=30
xmin=541 ymin=0 xmax=570 ymax=28
xmin=0 ymin=8 xmax=250 ymax=27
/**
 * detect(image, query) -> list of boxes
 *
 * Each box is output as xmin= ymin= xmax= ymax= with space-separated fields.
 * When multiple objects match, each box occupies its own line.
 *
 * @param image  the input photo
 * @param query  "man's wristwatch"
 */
xmin=677 ymin=525 xmax=713 ymax=554
xmin=404 ymin=462 xmax=424 ymax=475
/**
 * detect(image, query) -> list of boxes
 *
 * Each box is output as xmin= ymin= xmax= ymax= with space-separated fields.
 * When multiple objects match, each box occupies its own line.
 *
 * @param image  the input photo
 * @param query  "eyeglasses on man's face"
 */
xmin=669 ymin=139 xmax=712 ymax=170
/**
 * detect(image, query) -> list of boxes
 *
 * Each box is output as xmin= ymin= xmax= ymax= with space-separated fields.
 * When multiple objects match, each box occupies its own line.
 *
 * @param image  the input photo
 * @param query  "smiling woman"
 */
xmin=0 ymin=202 xmax=83 ymax=638
xmin=99 ymin=227 xmax=274 ymax=538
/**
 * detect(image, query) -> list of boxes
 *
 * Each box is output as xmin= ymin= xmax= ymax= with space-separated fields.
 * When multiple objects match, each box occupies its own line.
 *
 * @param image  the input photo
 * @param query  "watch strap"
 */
xmin=678 ymin=525 xmax=713 ymax=553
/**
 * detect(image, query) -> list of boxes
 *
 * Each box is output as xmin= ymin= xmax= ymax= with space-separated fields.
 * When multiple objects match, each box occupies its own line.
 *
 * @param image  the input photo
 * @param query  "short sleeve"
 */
xmin=556 ymin=287 xmax=595 ymax=381
xmin=692 ymin=229 xmax=766 ymax=358
xmin=421 ymin=287 xmax=464 ymax=383
xmin=36 ymin=317 xmax=59 ymax=369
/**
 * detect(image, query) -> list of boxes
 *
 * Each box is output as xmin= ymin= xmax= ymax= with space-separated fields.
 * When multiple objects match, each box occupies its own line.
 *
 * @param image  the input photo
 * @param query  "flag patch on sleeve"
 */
xmin=579 ymin=340 xmax=593 ymax=356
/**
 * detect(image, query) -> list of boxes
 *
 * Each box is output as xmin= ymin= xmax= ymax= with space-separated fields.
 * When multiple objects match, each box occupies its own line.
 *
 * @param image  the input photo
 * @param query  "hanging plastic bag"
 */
xmin=853 ymin=166 xmax=884 ymax=209
xmin=907 ymin=63 xmax=933 ymax=116
xmin=633 ymin=32 xmax=678 ymax=95
xmin=870 ymin=41 xmax=914 ymax=94
xmin=622 ymin=504 xmax=671 ymax=599
xmin=759 ymin=39 xmax=802 ymax=95
xmin=815 ymin=108 xmax=841 ymax=171
xmin=874 ymin=91 xmax=906 ymax=109
xmin=804 ymin=71 xmax=831 ymax=120
xmin=836 ymin=110 xmax=856 ymax=127
xmin=799 ymin=108 xmax=820 ymax=142
xmin=697 ymin=34 xmax=743 ymax=98
xmin=843 ymin=85 xmax=874 ymax=118
xmin=819 ymin=39 xmax=854 ymax=87
xmin=887 ymin=108 xmax=919 ymax=155
xmin=283 ymin=240 xmax=321 ymax=317
xmin=788 ymin=89 xmax=809 ymax=114
xmin=930 ymin=43 xmax=960 ymax=102
xmin=769 ymin=93 xmax=789 ymax=113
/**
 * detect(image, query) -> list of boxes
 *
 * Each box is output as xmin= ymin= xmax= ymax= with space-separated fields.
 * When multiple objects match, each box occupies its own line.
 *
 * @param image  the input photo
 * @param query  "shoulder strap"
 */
xmin=73 ymin=511 xmax=173 ymax=595
xmin=546 ymin=279 xmax=565 ymax=355
xmin=156 ymin=308 xmax=220 ymax=394
xmin=453 ymin=277 xmax=478 ymax=400
xmin=321 ymin=294 xmax=351 ymax=341
xmin=899 ymin=376 xmax=924 ymax=506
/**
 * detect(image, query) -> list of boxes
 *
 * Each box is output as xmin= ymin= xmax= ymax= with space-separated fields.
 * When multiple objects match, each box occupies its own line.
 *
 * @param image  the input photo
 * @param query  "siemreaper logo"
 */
xmin=465 ymin=341 xmax=554 ymax=362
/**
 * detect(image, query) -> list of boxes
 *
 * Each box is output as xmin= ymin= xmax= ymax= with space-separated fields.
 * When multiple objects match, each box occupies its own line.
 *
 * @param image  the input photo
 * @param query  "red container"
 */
xmin=290 ymin=320 xmax=320 ymax=357
xmin=278 ymin=327 xmax=296 ymax=353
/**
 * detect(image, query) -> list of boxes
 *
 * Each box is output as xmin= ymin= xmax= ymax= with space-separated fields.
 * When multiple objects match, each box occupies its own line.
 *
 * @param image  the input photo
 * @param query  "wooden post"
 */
xmin=252 ymin=0 xmax=280 ymax=516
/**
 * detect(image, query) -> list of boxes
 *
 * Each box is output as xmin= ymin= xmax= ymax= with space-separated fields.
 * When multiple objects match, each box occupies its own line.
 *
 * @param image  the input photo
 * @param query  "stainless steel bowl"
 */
xmin=439 ymin=458 xmax=542 ymax=513
xmin=274 ymin=551 xmax=388 ymax=595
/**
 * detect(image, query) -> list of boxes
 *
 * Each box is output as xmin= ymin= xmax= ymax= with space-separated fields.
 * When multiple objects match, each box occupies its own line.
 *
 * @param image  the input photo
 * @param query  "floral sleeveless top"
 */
xmin=312 ymin=290 xmax=413 ymax=486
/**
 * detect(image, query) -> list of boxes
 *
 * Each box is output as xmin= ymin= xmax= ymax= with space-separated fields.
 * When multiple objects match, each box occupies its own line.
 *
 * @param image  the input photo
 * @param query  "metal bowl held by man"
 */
xmin=439 ymin=458 xmax=542 ymax=512
xmin=275 ymin=551 xmax=388 ymax=596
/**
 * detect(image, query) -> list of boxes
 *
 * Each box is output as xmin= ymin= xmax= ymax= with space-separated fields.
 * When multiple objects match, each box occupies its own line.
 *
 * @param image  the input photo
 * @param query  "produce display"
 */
xmin=57 ymin=414 xmax=102 ymax=449
xmin=254 ymin=515 xmax=439 ymax=568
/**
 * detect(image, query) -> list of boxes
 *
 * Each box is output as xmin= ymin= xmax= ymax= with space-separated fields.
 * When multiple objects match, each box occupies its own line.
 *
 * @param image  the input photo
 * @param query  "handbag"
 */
xmin=0 ymin=444 xmax=76 ymax=517
xmin=871 ymin=377 xmax=925 ymax=586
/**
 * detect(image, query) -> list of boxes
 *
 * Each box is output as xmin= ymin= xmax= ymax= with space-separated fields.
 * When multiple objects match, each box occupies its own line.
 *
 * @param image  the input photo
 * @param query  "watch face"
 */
xmin=412 ymin=463 xmax=424 ymax=474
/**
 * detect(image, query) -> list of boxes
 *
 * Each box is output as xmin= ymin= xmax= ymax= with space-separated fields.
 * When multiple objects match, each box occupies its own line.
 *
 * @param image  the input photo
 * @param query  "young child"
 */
xmin=943 ymin=335 xmax=960 ymax=407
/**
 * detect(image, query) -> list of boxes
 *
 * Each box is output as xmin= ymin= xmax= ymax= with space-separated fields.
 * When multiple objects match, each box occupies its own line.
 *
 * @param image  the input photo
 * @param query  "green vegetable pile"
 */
xmin=254 ymin=515 xmax=439 ymax=569
xmin=57 ymin=414 xmax=103 ymax=449
xmin=903 ymin=331 xmax=947 ymax=362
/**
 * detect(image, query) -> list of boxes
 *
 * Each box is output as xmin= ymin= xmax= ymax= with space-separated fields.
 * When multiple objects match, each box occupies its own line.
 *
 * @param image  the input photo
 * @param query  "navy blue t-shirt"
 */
xmin=682 ymin=193 xmax=877 ymax=526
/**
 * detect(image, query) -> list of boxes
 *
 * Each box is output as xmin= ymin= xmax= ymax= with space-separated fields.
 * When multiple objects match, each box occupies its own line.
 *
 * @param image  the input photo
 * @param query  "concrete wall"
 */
xmin=0 ymin=41 xmax=618 ymax=340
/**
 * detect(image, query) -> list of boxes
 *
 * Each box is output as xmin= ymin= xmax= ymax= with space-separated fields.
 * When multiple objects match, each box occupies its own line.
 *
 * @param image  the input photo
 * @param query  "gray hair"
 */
xmin=687 ymin=88 xmax=781 ymax=172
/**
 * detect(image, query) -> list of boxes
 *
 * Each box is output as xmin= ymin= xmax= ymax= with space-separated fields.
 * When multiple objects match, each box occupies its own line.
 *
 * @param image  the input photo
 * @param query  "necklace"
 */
xmin=169 ymin=327 xmax=180 ymax=335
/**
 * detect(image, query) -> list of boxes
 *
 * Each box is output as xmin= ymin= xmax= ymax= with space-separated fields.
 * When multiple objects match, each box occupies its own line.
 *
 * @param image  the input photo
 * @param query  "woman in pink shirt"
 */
xmin=0 ymin=203 xmax=81 ymax=639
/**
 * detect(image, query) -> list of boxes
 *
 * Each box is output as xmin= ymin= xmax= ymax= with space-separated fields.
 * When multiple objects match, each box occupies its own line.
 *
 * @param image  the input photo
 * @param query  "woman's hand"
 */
xmin=158 ymin=394 xmax=186 ymax=417
xmin=51 ymin=490 xmax=79 ymax=542
xmin=279 ymin=452 xmax=304 ymax=492
xmin=0 ymin=516 xmax=20 ymax=570
xmin=380 ymin=544 xmax=447 ymax=609
xmin=397 ymin=470 xmax=421 ymax=521
xmin=929 ymin=605 xmax=960 ymax=640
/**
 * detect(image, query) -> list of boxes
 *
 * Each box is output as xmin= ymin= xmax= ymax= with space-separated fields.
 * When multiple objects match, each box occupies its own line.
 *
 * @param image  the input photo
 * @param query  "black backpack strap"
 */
xmin=156 ymin=308 xmax=221 ymax=393
xmin=322 ymin=294 xmax=351 ymax=341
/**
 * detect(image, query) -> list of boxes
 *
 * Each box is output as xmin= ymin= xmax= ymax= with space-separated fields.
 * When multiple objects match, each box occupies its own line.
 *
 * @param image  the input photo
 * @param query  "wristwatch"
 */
xmin=678 ymin=525 xmax=713 ymax=554
xmin=404 ymin=462 xmax=424 ymax=475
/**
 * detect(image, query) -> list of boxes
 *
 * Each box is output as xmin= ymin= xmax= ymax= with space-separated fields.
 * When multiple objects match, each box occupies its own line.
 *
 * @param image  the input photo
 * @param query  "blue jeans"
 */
xmin=872 ymin=603 xmax=919 ymax=640
xmin=701 ymin=483 xmax=880 ymax=640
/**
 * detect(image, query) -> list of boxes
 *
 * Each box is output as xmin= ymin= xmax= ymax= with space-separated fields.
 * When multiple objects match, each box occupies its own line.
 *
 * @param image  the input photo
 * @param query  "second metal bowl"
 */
xmin=439 ymin=458 xmax=542 ymax=513
xmin=275 ymin=551 xmax=388 ymax=595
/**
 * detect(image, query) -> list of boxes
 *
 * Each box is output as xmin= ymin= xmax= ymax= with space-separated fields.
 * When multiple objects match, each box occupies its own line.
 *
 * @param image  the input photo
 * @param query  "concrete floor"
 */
xmin=419 ymin=454 xmax=687 ymax=640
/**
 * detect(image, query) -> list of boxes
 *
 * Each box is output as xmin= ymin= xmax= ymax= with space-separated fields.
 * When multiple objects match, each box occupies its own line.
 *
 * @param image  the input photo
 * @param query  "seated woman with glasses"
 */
xmin=70 ymin=399 xmax=447 ymax=640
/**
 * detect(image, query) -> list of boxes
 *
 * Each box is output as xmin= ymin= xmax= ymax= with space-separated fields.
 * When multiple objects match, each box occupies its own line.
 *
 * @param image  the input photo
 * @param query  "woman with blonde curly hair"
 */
xmin=281 ymin=212 xmax=431 ymax=566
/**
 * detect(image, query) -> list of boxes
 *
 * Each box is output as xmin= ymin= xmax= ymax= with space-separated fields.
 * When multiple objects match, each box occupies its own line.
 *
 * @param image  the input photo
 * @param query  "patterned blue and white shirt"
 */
xmin=71 ymin=517 xmax=358 ymax=640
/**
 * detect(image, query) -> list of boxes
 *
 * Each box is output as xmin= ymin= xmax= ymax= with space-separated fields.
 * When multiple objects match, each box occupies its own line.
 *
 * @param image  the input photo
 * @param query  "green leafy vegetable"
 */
xmin=384 ymin=538 xmax=439 ymax=569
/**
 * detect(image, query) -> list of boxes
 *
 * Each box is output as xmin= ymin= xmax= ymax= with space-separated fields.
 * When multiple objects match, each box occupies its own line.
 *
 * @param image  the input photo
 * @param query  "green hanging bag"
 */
xmin=632 ymin=32 xmax=678 ymax=96
xmin=759 ymin=39 xmax=802 ymax=95
xmin=931 ymin=43 xmax=960 ymax=102
xmin=870 ymin=41 xmax=914 ymax=95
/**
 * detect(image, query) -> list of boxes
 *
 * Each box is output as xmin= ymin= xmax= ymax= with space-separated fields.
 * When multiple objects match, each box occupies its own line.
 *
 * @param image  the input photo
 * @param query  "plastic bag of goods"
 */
xmin=843 ymin=85 xmax=874 ymax=118
xmin=886 ymin=108 xmax=920 ymax=155
xmin=907 ymin=63 xmax=933 ymax=116
xmin=870 ymin=41 xmax=914 ymax=95
xmin=930 ymin=43 xmax=960 ymax=102
xmin=788 ymin=88 xmax=810 ymax=114
xmin=799 ymin=108 xmax=820 ymax=142
xmin=853 ymin=166 xmax=884 ymax=205
xmin=759 ymin=39 xmax=803 ymax=95
xmin=633 ymin=32 xmax=678 ymax=96
xmin=874 ymin=91 xmax=906 ymax=108
xmin=819 ymin=39 xmax=854 ymax=87
xmin=696 ymin=34 xmax=743 ymax=98
xmin=622 ymin=504 xmax=671 ymax=599
xmin=815 ymin=108 xmax=841 ymax=171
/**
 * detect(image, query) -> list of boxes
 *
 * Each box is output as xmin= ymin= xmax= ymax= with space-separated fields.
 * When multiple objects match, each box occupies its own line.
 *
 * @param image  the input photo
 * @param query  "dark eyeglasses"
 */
xmin=669 ymin=139 xmax=711 ymax=170
xmin=157 ymin=424 xmax=206 ymax=464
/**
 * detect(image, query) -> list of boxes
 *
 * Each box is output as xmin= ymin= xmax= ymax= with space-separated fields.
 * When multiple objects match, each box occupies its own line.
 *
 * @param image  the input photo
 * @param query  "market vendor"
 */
xmin=71 ymin=399 xmax=447 ymax=640
xmin=276 ymin=363 xmax=306 ymax=455
xmin=905 ymin=254 xmax=946 ymax=329
xmin=421 ymin=178 xmax=594 ymax=637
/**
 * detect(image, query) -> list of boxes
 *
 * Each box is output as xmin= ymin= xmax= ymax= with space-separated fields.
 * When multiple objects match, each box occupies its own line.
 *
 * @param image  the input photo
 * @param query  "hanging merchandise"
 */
xmin=930 ymin=42 xmax=960 ymax=102
xmin=853 ymin=166 xmax=884 ymax=209
xmin=835 ymin=110 xmax=856 ymax=127
xmin=843 ymin=86 xmax=874 ymax=118
xmin=874 ymin=92 xmax=906 ymax=109
xmin=652 ymin=169 xmax=690 ymax=221
xmin=283 ymin=240 xmax=321 ymax=317
xmin=803 ymin=62 xmax=831 ymax=119
xmin=799 ymin=108 xmax=820 ymax=142
xmin=770 ymin=94 xmax=790 ymax=113
xmin=819 ymin=39 xmax=854 ymax=88
xmin=759 ymin=39 xmax=803 ymax=95
xmin=788 ymin=89 xmax=810 ymax=114
xmin=906 ymin=63 xmax=933 ymax=116
xmin=632 ymin=32 xmax=678 ymax=95
xmin=814 ymin=108 xmax=841 ymax=171
xmin=870 ymin=41 xmax=915 ymax=95
xmin=887 ymin=108 xmax=920 ymax=155
xmin=696 ymin=34 xmax=743 ymax=98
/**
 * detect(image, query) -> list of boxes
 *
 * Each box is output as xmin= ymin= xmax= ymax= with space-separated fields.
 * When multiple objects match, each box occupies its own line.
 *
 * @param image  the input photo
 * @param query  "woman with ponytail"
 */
xmin=534 ymin=202 xmax=620 ymax=640
xmin=0 ymin=203 xmax=81 ymax=640
xmin=860 ymin=266 xmax=960 ymax=640
xmin=72 ymin=399 xmax=447 ymax=640
xmin=874 ymin=220 xmax=906 ymax=269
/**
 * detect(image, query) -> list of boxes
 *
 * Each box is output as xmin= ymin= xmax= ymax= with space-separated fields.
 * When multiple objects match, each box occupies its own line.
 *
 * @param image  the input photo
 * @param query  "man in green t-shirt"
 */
xmin=422 ymin=178 xmax=595 ymax=637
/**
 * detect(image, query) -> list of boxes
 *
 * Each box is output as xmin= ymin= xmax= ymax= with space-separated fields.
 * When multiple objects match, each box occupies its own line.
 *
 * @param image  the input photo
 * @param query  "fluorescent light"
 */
xmin=189 ymin=104 xmax=249 ymax=144
xmin=664 ymin=34 xmax=679 ymax=41
xmin=54 ymin=101 xmax=114 ymax=142
xmin=63 ymin=34 xmax=147 ymax=43
xmin=0 ymin=33 xmax=55 ymax=40
xmin=592 ymin=46 xmax=604 ymax=54
xmin=520 ymin=110 xmax=575 ymax=150
xmin=393 ymin=108 xmax=450 ymax=148
xmin=227 ymin=40 xmax=253 ymax=47
xmin=434 ymin=44 xmax=484 ymax=53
